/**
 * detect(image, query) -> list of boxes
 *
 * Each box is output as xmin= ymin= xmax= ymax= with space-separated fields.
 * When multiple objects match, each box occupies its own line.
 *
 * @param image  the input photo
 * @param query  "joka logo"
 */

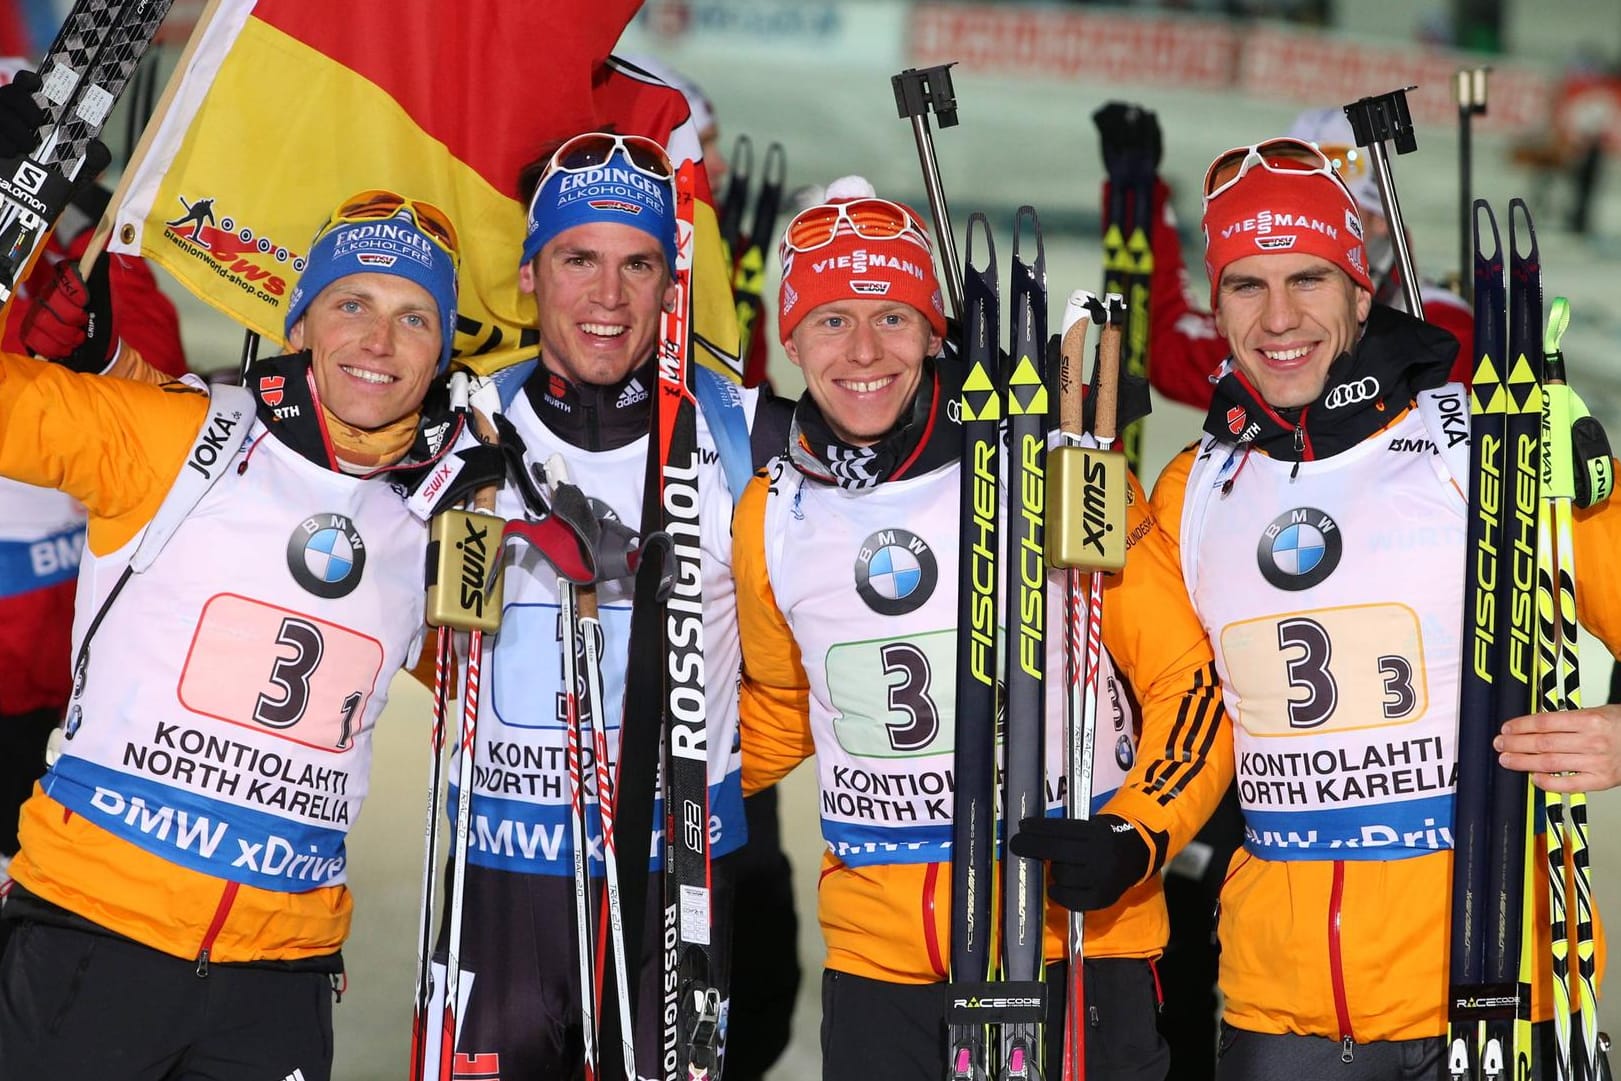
xmin=1226 ymin=405 xmax=1247 ymax=436
xmin=286 ymin=514 xmax=367 ymax=598
xmin=1257 ymin=507 xmax=1342 ymax=591
xmin=1325 ymin=376 xmax=1379 ymax=409
xmin=854 ymin=528 xmax=937 ymax=616
xmin=259 ymin=374 xmax=286 ymax=407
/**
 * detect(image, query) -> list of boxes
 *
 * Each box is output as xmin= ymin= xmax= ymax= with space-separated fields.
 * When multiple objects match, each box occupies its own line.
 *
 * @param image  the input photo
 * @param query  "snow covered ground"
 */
xmin=135 ymin=20 xmax=1621 ymax=1080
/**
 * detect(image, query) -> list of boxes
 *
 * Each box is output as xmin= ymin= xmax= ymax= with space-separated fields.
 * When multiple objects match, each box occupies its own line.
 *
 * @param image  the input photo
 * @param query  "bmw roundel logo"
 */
xmin=1257 ymin=507 xmax=1342 ymax=591
xmin=854 ymin=528 xmax=938 ymax=616
xmin=287 ymin=513 xmax=367 ymax=598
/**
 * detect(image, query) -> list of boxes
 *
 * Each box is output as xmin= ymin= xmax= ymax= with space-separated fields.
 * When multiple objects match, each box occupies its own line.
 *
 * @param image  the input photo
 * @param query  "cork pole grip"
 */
xmin=1059 ymin=312 xmax=1091 ymax=437
xmin=1094 ymin=315 xmax=1122 ymax=445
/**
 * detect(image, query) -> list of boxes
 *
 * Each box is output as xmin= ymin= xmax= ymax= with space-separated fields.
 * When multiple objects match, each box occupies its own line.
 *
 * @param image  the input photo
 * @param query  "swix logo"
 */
xmin=1325 ymin=376 xmax=1379 ymax=409
xmin=457 ymin=516 xmax=491 ymax=616
xmin=186 ymin=410 xmax=243 ymax=478
xmin=1079 ymin=457 xmax=1114 ymax=556
xmin=419 ymin=460 xmax=456 ymax=506
xmin=259 ymin=375 xmax=286 ymax=407
xmin=1226 ymin=405 xmax=1247 ymax=436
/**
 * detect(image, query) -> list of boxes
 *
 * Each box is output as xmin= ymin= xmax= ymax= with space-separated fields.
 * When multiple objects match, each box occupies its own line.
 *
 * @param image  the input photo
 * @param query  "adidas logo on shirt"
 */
xmin=280 ymin=1069 xmax=308 ymax=1081
xmin=617 ymin=379 xmax=648 ymax=409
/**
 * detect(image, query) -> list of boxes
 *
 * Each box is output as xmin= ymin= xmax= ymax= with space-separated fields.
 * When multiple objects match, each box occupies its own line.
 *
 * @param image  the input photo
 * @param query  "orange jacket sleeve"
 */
xmin=1097 ymin=464 xmax=1233 ymax=875
xmin=0 ymin=348 xmax=208 ymax=555
xmin=733 ymin=470 xmax=815 ymax=795
xmin=1572 ymin=461 xmax=1621 ymax=656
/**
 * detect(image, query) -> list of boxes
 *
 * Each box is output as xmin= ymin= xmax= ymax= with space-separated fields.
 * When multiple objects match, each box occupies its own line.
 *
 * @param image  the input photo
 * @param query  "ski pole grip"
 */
xmin=1095 ymin=303 xmax=1123 ymax=445
xmin=1058 ymin=291 xmax=1093 ymax=437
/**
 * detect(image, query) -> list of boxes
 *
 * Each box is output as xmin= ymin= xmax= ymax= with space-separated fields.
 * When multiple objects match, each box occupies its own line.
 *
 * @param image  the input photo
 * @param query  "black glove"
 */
xmin=20 ymin=257 xmax=117 ymax=373
xmin=0 ymin=69 xmax=45 ymax=159
xmin=1092 ymin=101 xmax=1162 ymax=183
xmin=1009 ymin=813 xmax=1153 ymax=913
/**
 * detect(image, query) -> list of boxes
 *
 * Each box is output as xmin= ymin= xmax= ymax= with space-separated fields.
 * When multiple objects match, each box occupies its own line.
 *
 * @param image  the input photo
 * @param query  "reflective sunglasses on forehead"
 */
xmin=324 ymin=189 xmax=460 ymax=264
xmin=541 ymin=132 xmax=674 ymax=184
xmin=1202 ymin=137 xmax=1346 ymax=206
xmin=1316 ymin=143 xmax=1369 ymax=181
xmin=780 ymin=197 xmax=932 ymax=256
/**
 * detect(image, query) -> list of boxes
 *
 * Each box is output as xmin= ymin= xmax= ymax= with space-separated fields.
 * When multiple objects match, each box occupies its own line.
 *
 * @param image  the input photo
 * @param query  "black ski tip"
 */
xmin=762 ymin=141 xmax=787 ymax=185
xmin=1472 ymin=199 xmax=1502 ymax=260
xmin=1012 ymin=205 xmax=1044 ymax=267
xmin=965 ymin=212 xmax=996 ymax=275
xmin=1508 ymin=198 xmax=1538 ymax=263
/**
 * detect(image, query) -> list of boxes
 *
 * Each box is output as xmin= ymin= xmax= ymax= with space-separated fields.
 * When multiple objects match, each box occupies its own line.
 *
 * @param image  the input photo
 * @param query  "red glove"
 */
xmin=20 ymin=259 xmax=116 ymax=374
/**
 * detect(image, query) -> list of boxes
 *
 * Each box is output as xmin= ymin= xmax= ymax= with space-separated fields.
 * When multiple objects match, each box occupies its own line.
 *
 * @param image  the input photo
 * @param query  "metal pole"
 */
xmin=1456 ymin=67 xmax=1489 ymax=303
xmin=892 ymin=64 xmax=964 ymax=321
xmin=1344 ymin=88 xmax=1425 ymax=319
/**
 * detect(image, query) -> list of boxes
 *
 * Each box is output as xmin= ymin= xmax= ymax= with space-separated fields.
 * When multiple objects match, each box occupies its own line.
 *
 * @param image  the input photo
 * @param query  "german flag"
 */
xmin=106 ymin=0 xmax=740 ymax=376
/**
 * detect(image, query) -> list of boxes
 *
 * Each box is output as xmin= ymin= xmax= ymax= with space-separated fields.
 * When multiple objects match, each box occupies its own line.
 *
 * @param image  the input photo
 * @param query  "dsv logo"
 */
xmin=1324 ymin=377 xmax=1379 ymax=409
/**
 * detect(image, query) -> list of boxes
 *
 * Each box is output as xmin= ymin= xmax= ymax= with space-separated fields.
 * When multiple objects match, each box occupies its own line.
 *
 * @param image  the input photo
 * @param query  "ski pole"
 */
xmin=1456 ymin=68 xmax=1489 ymax=304
xmin=1342 ymin=88 xmax=1425 ymax=319
xmin=408 ymin=625 xmax=454 ymax=1081
xmin=892 ymin=63 xmax=965 ymax=320
xmin=558 ymin=572 xmax=601 ymax=1079
xmin=422 ymin=404 xmax=508 ymax=1081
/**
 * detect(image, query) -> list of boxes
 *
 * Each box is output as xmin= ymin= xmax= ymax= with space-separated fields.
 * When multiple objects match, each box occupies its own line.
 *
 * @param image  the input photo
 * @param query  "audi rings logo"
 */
xmin=1324 ymin=377 xmax=1380 ymax=409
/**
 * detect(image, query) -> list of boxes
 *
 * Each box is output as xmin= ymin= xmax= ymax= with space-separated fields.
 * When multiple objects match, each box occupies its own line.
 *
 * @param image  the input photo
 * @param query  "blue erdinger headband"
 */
xmin=520 ymin=144 xmax=678 ymax=272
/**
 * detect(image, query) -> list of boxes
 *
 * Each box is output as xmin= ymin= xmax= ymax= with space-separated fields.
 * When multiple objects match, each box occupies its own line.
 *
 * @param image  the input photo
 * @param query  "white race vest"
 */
xmin=1180 ymin=400 xmax=1467 ymax=860
xmin=454 ymin=390 xmax=747 ymax=876
xmin=44 ymin=421 xmax=426 ymax=891
xmin=761 ymin=457 xmax=1137 ymax=869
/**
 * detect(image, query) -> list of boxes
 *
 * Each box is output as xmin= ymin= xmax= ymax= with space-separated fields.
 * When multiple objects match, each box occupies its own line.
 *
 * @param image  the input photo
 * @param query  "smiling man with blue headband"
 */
xmin=423 ymin=131 xmax=795 ymax=1080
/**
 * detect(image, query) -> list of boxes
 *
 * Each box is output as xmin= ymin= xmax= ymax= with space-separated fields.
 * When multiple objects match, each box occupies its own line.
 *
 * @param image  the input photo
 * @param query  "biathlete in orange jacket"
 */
xmin=1050 ymin=133 xmax=1621 ymax=1080
xmin=734 ymin=176 xmax=1232 ymax=1081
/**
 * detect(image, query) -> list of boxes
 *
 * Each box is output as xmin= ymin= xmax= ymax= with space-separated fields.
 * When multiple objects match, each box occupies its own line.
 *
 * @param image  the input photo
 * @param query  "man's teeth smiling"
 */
xmin=1264 ymin=346 xmax=1311 ymax=362
xmin=582 ymin=322 xmax=627 ymax=337
xmin=842 ymin=376 xmax=894 ymax=393
xmin=341 ymin=365 xmax=395 ymax=385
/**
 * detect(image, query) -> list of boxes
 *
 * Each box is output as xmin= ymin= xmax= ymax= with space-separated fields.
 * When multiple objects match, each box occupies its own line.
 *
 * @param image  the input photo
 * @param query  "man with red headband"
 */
xmin=424 ymin=130 xmax=793 ymax=1081
xmin=0 ymin=187 xmax=480 ymax=1081
xmin=1059 ymin=137 xmax=1621 ymax=1079
xmin=1093 ymin=102 xmax=1475 ymax=412
xmin=735 ymin=175 xmax=1233 ymax=1079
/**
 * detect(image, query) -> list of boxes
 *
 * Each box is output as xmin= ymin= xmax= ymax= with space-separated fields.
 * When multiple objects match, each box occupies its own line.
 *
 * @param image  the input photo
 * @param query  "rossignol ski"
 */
xmin=947 ymin=212 xmax=1002 ymax=1081
xmin=998 ymin=206 xmax=1049 ymax=1081
xmin=656 ymin=161 xmax=721 ymax=1081
xmin=0 ymin=0 xmax=175 ymax=304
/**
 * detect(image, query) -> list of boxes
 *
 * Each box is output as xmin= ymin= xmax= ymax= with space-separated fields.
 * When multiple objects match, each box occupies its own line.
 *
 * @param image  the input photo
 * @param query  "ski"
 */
xmin=1492 ymin=197 xmax=1542 ymax=1080
xmin=1097 ymin=107 xmax=1153 ymax=473
xmin=1537 ymin=293 xmax=1608 ymax=1081
xmin=998 ymin=206 xmax=1049 ymax=1081
xmin=656 ymin=160 xmax=720 ymax=1081
xmin=946 ymin=212 xmax=1002 ymax=1081
xmin=0 ymin=0 xmax=175 ymax=304
xmin=732 ymin=140 xmax=785 ymax=388
xmin=717 ymin=133 xmax=750 ymax=254
xmin=1448 ymin=200 xmax=1510 ymax=1081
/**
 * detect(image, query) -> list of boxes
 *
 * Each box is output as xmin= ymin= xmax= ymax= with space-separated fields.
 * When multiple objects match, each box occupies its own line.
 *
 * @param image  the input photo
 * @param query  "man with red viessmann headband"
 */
xmin=736 ymin=175 xmax=1233 ymax=1079
xmin=1097 ymin=136 xmax=1621 ymax=1079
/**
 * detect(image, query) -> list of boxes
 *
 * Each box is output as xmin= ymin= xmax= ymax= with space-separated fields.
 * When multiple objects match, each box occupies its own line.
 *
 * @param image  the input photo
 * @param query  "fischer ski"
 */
xmin=998 ymin=206 xmax=1050 ymax=1081
xmin=0 ymin=0 xmax=175 ymax=304
xmin=946 ymin=212 xmax=1002 ymax=1081
xmin=730 ymin=139 xmax=785 ymax=388
xmin=1096 ymin=106 xmax=1153 ymax=473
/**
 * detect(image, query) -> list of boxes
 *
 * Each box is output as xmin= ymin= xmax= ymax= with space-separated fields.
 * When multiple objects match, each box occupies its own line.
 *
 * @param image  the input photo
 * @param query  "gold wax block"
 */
xmin=425 ymin=508 xmax=505 ymax=632
xmin=1045 ymin=445 xmax=1128 ymax=571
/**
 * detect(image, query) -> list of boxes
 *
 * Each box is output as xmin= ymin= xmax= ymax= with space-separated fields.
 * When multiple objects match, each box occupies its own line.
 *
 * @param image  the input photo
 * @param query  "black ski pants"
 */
xmin=1215 ymin=1022 xmax=1561 ymax=1081
xmin=0 ymin=920 xmax=335 ymax=1081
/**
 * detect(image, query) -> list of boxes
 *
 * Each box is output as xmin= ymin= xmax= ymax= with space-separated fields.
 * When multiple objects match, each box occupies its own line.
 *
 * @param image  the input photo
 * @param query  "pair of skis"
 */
xmin=1448 ymin=198 xmax=1611 ymax=1081
xmin=0 ymin=0 xmax=175 ymax=308
xmin=1097 ymin=112 xmax=1152 ymax=475
xmin=946 ymin=208 xmax=1049 ymax=1081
